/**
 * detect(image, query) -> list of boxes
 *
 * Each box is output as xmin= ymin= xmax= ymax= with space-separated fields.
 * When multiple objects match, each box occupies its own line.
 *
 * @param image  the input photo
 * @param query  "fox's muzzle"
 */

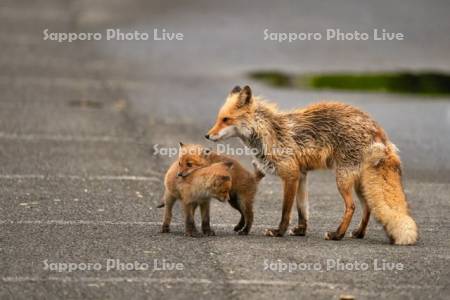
xmin=205 ymin=133 xmax=220 ymax=142
xmin=205 ymin=134 xmax=219 ymax=141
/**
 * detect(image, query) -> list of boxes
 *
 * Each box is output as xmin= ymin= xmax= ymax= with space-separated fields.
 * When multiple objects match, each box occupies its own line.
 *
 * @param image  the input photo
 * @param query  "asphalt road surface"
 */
xmin=1 ymin=0 xmax=449 ymax=299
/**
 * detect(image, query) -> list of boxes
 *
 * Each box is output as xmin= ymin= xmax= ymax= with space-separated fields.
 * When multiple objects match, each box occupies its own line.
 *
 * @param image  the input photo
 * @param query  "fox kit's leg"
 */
xmin=290 ymin=173 xmax=308 ymax=236
xmin=228 ymin=192 xmax=245 ymax=232
xmin=351 ymin=183 xmax=371 ymax=239
xmin=325 ymin=169 xmax=356 ymax=240
xmin=161 ymin=192 xmax=176 ymax=233
xmin=183 ymin=202 xmax=200 ymax=237
xmin=200 ymin=201 xmax=215 ymax=236
xmin=265 ymin=175 xmax=299 ymax=237
xmin=238 ymin=192 xmax=254 ymax=235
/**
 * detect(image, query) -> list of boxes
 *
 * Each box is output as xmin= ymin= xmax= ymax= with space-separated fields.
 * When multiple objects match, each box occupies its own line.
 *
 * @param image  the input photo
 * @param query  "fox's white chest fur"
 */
xmin=238 ymin=135 xmax=277 ymax=175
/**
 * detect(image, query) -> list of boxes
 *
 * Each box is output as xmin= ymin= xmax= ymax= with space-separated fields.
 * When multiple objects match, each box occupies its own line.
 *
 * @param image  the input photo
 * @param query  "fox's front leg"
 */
xmin=265 ymin=176 xmax=299 ymax=237
xmin=200 ymin=201 xmax=215 ymax=236
xmin=183 ymin=202 xmax=200 ymax=237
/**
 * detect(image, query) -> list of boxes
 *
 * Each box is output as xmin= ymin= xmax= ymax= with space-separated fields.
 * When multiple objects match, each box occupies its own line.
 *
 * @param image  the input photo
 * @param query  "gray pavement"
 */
xmin=1 ymin=0 xmax=449 ymax=299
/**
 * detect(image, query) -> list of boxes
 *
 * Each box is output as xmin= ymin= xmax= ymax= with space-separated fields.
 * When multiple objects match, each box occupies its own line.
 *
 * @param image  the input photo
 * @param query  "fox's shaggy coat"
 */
xmin=206 ymin=85 xmax=418 ymax=244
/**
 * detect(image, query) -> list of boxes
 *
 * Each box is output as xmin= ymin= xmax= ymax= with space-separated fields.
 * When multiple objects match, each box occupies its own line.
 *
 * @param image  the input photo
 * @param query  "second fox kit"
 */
xmin=205 ymin=85 xmax=418 ymax=245
xmin=160 ymin=161 xmax=233 ymax=237
xmin=178 ymin=143 xmax=265 ymax=235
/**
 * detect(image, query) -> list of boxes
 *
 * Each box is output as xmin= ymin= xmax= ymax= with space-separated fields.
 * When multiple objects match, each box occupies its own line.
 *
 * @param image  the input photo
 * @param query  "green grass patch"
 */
xmin=249 ymin=71 xmax=450 ymax=95
xmin=249 ymin=71 xmax=293 ymax=88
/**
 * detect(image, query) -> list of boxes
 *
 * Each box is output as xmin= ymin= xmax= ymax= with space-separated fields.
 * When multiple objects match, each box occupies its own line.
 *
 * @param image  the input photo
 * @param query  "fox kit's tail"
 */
xmin=251 ymin=160 xmax=265 ymax=182
xmin=361 ymin=143 xmax=418 ymax=245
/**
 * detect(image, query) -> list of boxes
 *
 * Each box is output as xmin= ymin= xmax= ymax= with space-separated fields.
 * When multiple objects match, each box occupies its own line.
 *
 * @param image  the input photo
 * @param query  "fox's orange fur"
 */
xmin=160 ymin=161 xmax=233 ymax=237
xmin=205 ymin=85 xmax=418 ymax=244
xmin=361 ymin=143 xmax=418 ymax=245
xmin=178 ymin=143 xmax=265 ymax=235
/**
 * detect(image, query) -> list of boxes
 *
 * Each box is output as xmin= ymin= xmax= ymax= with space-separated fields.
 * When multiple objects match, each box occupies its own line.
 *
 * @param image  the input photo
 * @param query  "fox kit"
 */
xmin=160 ymin=161 xmax=233 ymax=237
xmin=178 ymin=143 xmax=265 ymax=235
xmin=205 ymin=85 xmax=418 ymax=245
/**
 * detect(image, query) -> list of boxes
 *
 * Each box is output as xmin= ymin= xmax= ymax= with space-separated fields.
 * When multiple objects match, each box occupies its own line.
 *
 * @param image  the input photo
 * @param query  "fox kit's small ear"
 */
xmin=237 ymin=85 xmax=252 ymax=107
xmin=231 ymin=86 xmax=241 ymax=94
xmin=223 ymin=161 xmax=233 ymax=169
xmin=178 ymin=142 xmax=185 ymax=156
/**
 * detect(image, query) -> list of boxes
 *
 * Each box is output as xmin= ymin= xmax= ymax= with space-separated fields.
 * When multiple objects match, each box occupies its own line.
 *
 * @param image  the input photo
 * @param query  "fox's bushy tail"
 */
xmin=361 ymin=143 xmax=418 ymax=245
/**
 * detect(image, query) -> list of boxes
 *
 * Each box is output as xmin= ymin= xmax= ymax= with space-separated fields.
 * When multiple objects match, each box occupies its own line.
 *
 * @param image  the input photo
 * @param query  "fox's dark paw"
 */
xmin=350 ymin=229 xmax=365 ymax=239
xmin=324 ymin=231 xmax=344 ymax=241
xmin=203 ymin=230 xmax=216 ymax=236
xmin=264 ymin=228 xmax=285 ymax=237
xmin=161 ymin=225 xmax=170 ymax=233
xmin=289 ymin=226 xmax=307 ymax=236
xmin=185 ymin=231 xmax=202 ymax=238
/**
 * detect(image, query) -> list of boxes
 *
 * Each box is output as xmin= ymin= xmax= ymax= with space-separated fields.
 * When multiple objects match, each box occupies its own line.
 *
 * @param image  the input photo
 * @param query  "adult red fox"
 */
xmin=205 ymin=85 xmax=418 ymax=245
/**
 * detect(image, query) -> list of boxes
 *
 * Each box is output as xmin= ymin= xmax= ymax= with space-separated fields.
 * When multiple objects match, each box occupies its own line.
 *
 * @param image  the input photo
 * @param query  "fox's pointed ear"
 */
xmin=178 ymin=142 xmax=185 ymax=156
xmin=230 ymin=85 xmax=241 ymax=94
xmin=237 ymin=85 xmax=252 ymax=107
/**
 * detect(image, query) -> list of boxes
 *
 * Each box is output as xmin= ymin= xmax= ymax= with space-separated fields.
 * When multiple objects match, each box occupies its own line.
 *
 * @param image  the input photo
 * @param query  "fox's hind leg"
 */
xmin=161 ymin=192 xmax=176 ymax=233
xmin=351 ymin=182 xmax=371 ymax=239
xmin=325 ymin=169 xmax=356 ymax=241
xmin=228 ymin=192 xmax=245 ymax=232
xmin=290 ymin=173 xmax=308 ymax=236
xmin=200 ymin=201 xmax=215 ymax=236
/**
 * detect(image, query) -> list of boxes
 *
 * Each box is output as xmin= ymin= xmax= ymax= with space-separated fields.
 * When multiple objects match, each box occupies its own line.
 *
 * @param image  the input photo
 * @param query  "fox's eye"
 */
xmin=187 ymin=162 xmax=193 ymax=167
xmin=222 ymin=117 xmax=229 ymax=123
